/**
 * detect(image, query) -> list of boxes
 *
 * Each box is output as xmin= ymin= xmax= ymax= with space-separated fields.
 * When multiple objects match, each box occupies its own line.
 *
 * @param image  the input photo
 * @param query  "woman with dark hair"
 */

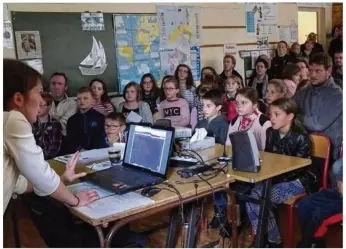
xmin=139 ymin=73 xmax=160 ymax=116
xmin=329 ymin=24 xmax=343 ymax=58
xmin=248 ymin=58 xmax=270 ymax=100
xmin=89 ymin=79 xmax=115 ymax=115
xmin=200 ymin=66 xmax=223 ymax=90
xmin=174 ymin=64 xmax=198 ymax=110
xmin=3 ymin=59 xmax=98 ymax=213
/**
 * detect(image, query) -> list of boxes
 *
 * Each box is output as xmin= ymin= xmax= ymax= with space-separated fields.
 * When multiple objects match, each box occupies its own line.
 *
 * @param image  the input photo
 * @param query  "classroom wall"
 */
xmin=5 ymin=3 xmax=332 ymax=81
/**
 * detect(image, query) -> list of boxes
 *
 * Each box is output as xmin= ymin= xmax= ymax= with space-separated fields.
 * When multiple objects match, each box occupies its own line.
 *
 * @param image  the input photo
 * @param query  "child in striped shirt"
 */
xmin=90 ymin=79 xmax=115 ymax=115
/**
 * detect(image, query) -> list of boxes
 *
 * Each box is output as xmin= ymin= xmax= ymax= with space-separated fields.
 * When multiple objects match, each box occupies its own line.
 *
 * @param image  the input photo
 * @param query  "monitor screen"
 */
xmin=123 ymin=124 xmax=174 ymax=176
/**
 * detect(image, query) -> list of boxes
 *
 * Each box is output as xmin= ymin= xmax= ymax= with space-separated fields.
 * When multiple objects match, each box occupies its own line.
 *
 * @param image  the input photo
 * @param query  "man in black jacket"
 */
xmin=269 ymin=41 xmax=298 ymax=79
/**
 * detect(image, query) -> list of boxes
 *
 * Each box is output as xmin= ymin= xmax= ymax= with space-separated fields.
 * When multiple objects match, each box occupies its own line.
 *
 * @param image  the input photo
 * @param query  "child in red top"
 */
xmin=222 ymin=75 xmax=242 ymax=121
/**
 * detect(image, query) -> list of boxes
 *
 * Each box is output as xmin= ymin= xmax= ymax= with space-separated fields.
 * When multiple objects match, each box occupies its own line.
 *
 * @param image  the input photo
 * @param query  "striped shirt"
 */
xmin=93 ymin=102 xmax=115 ymax=116
xmin=180 ymin=85 xmax=198 ymax=109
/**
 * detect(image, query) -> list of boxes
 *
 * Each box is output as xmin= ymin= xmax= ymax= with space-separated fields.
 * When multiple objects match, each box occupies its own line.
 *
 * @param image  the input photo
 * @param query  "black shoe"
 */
xmin=208 ymin=212 xmax=226 ymax=229
xmin=266 ymin=241 xmax=283 ymax=248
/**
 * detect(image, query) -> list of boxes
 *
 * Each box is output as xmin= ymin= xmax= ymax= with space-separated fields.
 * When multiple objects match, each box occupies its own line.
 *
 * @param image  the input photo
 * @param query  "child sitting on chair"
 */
xmin=104 ymin=112 xmax=127 ymax=146
xmin=195 ymin=89 xmax=228 ymax=145
xmin=246 ymin=97 xmax=311 ymax=247
xmin=66 ymin=87 xmax=105 ymax=153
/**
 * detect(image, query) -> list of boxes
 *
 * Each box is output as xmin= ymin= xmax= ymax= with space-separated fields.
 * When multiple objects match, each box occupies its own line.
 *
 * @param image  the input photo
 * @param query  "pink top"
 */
xmin=158 ymin=98 xmax=190 ymax=127
xmin=283 ymin=79 xmax=297 ymax=97
xmin=226 ymin=112 xmax=271 ymax=150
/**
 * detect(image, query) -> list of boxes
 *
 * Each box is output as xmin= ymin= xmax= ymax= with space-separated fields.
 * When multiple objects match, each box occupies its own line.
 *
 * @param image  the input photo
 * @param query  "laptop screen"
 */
xmin=123 ymin=124 xmax=174 ymax=176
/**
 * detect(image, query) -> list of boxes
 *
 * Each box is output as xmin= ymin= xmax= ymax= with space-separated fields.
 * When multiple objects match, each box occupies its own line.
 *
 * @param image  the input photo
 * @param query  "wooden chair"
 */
xmin=283 ymin=133 xmax=331 ymax=248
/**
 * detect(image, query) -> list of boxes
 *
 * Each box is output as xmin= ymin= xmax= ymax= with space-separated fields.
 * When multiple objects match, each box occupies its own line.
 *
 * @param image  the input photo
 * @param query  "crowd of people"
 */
xmin=3 ymin=26 xmax=343 ymax=248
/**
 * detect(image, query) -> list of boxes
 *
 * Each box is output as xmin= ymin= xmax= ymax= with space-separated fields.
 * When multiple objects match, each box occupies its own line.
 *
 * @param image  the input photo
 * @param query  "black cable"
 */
xmin=195 ymin=174 xmax=232 ymax=239
xmin=180 ymin=149 xmax=205 ymax=164
xmin=162 ymin=182 xmax=185 ymax=248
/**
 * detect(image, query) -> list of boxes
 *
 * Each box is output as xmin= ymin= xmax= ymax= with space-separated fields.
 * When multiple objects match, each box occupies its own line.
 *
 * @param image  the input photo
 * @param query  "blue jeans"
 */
xmin=297 ymin=188 xmax=343 ymax=247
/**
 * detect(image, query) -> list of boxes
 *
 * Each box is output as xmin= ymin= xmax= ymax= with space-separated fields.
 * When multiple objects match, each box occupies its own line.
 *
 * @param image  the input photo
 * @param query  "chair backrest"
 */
xmin=339 ymin=142 xmax=343 ymax=158
xmin=154 ymin=119 xmax=172 ymax=128
xmin=309 ymin=133 xmax=331 ymax=189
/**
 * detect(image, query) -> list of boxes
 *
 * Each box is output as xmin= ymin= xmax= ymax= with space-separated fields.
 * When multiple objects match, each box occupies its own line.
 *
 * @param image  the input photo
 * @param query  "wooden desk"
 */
xmin=48 ymin=148 xmax=235 ymax=247
xmin=49 ymin=144 xmax=311 ymax=248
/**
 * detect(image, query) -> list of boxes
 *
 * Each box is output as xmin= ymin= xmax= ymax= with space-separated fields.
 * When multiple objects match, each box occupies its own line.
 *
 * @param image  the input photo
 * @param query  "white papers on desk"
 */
xmin=54 ymin=147 xmax=109 ymax=164
xmin=86 ymin=161 xmax=113 ymax=171
xmin=68 ymin=182 xmax=155 ymax=219
xmin=126 ymin=111 xmax=142 ymax=123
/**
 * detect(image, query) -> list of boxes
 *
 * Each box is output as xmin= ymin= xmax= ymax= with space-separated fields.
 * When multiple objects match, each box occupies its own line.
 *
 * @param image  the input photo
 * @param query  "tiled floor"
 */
xmin=4 ymin=196 xmax=342 ymax=248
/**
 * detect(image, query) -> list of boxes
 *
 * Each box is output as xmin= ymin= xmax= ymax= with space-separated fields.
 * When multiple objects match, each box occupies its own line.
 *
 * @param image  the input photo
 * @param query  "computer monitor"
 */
xmin=123 ymin=123 xmax=175 ymax=177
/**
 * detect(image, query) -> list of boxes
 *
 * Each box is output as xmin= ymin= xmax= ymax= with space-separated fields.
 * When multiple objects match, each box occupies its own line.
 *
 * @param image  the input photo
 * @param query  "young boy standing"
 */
xmin=66 ymin=87 xmax=105 ymax=153
xmin=195 ymin=89 xmax=229 ymax=145
xmin=32 ymin=92 xmax=62 ymax=160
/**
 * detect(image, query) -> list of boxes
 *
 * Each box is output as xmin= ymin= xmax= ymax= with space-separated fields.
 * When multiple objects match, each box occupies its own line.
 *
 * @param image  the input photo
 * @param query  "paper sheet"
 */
xmin=86 ymin=161 xmax=113 ymax=171
xmin=127 ymin=111 xmax=142 ymax=123
xmin=68 ymin=182 xmax=155 ymax=219
xmin=54 ymin=148 xmax=109 ymax=164
xmin=23 ymin=59 xmax=43 ymax=74
xmin=3 ymin=21 xmax=13 ymax=48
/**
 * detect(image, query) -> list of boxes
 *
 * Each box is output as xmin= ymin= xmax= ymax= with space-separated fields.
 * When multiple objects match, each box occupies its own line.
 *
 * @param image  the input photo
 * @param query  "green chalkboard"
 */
xmin=11 ymin=11 xmax=118 ymax=96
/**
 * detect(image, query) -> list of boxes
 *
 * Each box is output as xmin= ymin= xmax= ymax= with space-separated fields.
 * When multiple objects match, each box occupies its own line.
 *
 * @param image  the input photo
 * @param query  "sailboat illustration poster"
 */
xmin=79 ymin=36 xmax=108 ymax=75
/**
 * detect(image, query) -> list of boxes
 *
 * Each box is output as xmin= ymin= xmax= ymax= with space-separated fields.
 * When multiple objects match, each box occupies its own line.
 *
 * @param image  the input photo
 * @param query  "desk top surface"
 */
xmin=48 ymin=144 xmax=311 ymax=225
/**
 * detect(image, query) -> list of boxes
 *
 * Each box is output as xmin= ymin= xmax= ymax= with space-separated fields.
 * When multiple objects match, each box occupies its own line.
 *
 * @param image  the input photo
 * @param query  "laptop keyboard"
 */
xmin=88 ymin=166 xmax=161 ymax=186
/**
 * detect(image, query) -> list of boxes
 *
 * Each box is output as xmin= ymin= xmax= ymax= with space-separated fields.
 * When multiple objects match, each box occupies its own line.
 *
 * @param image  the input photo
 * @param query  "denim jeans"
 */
xmin=296 ymin=188 xmax=343 ymax=247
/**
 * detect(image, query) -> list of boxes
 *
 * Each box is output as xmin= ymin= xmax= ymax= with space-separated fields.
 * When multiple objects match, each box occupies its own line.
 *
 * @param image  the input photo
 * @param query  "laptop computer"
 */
xmin=82 ymin=123 xmax=175 ymax=194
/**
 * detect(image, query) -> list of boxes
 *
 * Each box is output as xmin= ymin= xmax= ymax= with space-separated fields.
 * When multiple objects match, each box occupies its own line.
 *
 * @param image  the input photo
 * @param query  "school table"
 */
xmin=48 ymin=144 xmax=311 ymax=248
xmin=48 ymin=146 xmax=236 ymax=248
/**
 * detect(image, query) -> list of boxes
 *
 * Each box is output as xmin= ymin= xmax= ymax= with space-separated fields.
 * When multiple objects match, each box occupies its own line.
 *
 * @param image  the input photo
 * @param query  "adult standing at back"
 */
xmin=49 ymin=73 xmax=78 ymax=154
xmin=293 ymin=53 xmax=343 ymax=160
xmin=328 ymin=24 xmax=343 ymax=59
xmin=219 ymin=54 xmax=243 ymax=87
xmin=3 ymin=59 xmax=98 ymax=213
xmin=270 ymin=41 xmax=297 ymax=79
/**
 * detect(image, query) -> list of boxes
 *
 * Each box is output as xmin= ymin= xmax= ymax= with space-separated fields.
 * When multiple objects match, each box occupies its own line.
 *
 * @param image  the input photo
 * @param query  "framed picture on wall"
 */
xmin=15 ymin=31 xmax=42 ymax=60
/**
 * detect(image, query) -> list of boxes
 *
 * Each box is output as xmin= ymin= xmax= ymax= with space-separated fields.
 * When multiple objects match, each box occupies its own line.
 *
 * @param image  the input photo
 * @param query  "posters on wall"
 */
xmin=157 ymin=5 xmax=201 ymax=50
xmin=81 ymin=12 xmax=105 ymax=31
xmin=190 ymin=45 xmax=201 ymax=80
xmin=23 ymin=59 xmax=44 ymax=74
xmin=257 ymin=36 xmax=268 ymax=49
xmin=279 ymin=21 xmax=298 ymax=44
xmin=296 ymin=3 xmax=332 ymax=8
xmin=3 ymin=21 xmax=14 ymax=48
xmin=114 ymin=14 xmax=161 ymax=92
xmin=224 ymin=43 xmax=237 ymax=56
xmin=159 ymin=47 xmax=190 ymax=76
xmin=245 ymin=3 xmax=278 ymax=37
xmin=15 ymin=31 xmax=42 ymax=60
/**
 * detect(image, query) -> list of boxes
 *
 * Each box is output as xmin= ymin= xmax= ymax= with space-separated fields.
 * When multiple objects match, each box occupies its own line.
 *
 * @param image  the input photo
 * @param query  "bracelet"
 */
xmin=70 ymin=195 xmax=80 ymax=207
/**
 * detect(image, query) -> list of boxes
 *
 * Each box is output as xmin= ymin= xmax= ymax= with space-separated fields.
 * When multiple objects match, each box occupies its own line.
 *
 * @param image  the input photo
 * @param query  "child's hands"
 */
xmin=337 ymin=181 xmax=343 ymax=196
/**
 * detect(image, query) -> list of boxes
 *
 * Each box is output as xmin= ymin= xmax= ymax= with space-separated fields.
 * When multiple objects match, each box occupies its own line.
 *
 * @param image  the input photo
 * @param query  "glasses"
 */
xmin=104 ymin=124 xmax=123 ymax=130
xmin=143 ymin=81 xmax=152 ymax=85
xmin=163 ymin=87 xmax=176 ymax=91
xmin=178 ymin=69 xmax=188 ymax=74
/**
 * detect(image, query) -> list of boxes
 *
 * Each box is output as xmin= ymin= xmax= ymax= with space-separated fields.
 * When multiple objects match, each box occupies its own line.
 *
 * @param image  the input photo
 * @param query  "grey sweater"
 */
xmin=118 ymin=101 xmax=153 ymax=125
xmin=293 ymin=77 xmax=343 ymax=160
xmin=195 ymin=115 xmax=229 ymax=145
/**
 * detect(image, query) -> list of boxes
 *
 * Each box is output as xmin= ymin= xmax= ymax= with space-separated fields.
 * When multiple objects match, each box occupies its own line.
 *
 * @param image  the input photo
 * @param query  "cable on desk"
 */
xmin=162 ymin=182 xmax=185 ymax=248
xmin=179 ymin=149 xmax=205 ymax=164
xmin=195 ymin=174 xmax=232 ymax=240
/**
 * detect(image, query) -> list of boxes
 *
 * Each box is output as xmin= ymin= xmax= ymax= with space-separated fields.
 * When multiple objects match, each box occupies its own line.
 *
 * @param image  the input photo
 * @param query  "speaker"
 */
xmin=229 ymin=130 xmax=261 ymax=172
